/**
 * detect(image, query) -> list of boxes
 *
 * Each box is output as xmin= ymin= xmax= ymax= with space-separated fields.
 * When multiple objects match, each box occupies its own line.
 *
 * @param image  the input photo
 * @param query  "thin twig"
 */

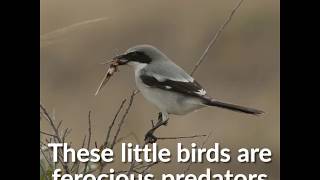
xmin=110 ymin=90 xmax=138 ymax=149
xmin=84 ymin=111 xmax=92 ymax=174
xmin=104 ymin=98 xmax=127 ymax=148
xmin=157 ymin=134 xmax=207 ymax=140
xmin=87 ymin=111 xmax=92 ymax=150
xmin=190 ymin=0 xmax=245 ymax=76
xmin=183 ymin=131 xmax=213 ymax=174
xmin=81 ymin=136 xmax=87 ymax=148
xmin=57 ymin=120 xmax=63 ymax=130
xmin=140 ymin=163 xmax=154 ymax=175
xmin=40 ymin=130 xmax=57 ymax=138
xmin=40 ymin=162 xmax=49 ymax=180
xmin=40 ymin=103 xmax=70 ymax=174
xmin=73 ymin=135 xmax=87 ymax=173
xmin=40 ymin=104 xmax=63 ymax=143
xmin=136 ymin=162 xmax=159 ymax=170
xmin=98 ymin=90 xmax=138 ymax=173
xmin=62 ymin=128 xmax=71 ymax=142
xmin=40 ymin=146 xmax=54 ymax=170
xmin=126 ymin=142 xmax=147 ymax=175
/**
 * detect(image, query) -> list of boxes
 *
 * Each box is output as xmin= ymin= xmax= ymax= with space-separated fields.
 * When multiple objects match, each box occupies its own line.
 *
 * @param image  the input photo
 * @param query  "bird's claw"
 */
xmin=158 ymin=112 xmax=162 ymax=121
xmin=163 ymin=120 xmax=168 ymax=126
xmin=144 ymin=132 xmax=158 ymax=144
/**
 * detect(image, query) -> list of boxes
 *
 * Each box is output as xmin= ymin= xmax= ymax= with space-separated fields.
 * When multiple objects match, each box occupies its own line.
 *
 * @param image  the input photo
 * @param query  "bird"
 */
xmin=109 ymin=44 xmax=263 ymax=122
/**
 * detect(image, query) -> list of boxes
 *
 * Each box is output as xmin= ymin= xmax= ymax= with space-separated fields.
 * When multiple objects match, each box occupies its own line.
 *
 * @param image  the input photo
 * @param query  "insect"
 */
xmin=95 ymin=60 xmax=120 ymax=96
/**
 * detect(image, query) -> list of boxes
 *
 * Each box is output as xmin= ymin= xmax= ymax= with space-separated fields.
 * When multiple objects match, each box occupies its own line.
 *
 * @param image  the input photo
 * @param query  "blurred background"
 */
xmin=40 ymin=0 xmax=279 ymax=179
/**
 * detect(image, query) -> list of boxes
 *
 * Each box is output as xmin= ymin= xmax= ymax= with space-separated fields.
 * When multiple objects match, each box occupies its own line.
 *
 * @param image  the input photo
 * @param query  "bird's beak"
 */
xmin=113 ymin=54 xmax=129 ymax=65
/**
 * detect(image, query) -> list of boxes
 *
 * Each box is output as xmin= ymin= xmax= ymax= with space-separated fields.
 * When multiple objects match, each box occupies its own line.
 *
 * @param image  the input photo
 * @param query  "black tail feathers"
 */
xmin=203 ymin=99 xmax=264 ymax=115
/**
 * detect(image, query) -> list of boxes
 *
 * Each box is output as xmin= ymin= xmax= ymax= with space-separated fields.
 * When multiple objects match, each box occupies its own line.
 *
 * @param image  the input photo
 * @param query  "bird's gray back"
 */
xmin=143 ymin=58 xmax=194 ymax=83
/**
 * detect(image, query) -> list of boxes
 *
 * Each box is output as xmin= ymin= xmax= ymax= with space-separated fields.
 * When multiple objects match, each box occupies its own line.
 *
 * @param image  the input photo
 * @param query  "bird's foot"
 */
xmin=144 ymin=131 xmax=158 ymax=144
xmin=158 ymin=112 xmax=169 ymax=126
xmin=144 ymin=113 xmax=169 ymax=144
xmin=158 ymin=112 xmax=162 ymax=121
xmin=162 ymin=120 xmax=168 ymax=126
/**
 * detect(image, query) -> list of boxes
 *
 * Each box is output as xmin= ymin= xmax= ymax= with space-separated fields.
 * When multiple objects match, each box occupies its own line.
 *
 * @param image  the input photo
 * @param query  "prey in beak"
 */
xmin=113 ymin=54 xmax=129 ymax=65
xmin=94 ymin=54 xmax=128 ymax=96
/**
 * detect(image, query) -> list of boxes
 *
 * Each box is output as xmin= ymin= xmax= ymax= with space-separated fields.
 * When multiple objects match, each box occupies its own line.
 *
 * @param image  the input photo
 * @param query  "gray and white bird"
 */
xmin=103 ymin=44 xmax=263 ymax=121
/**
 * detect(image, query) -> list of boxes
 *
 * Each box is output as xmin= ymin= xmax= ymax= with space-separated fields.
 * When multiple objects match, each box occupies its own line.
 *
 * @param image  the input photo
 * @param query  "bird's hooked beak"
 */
xmin=113 ymin=54 xmax=129 ymax=65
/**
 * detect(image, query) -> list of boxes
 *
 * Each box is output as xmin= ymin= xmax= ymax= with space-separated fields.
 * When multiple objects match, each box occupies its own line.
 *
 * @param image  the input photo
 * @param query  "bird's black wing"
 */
xmin=140 ymin=74 xmax=207 ymax=98
xmin=140 ymin=74 xmax=264 ymax=115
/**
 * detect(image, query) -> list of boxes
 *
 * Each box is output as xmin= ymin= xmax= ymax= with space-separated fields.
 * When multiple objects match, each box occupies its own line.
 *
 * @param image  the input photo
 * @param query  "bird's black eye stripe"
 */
xmin=123 ymin=51 xmax=152 ymax=64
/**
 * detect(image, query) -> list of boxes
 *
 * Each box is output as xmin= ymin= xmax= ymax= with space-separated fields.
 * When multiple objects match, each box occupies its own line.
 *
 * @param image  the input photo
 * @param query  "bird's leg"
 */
xmin=157 ymin=112 xmax=162 ymax=122
xmin=144 ymin=112 xmax=169 ymax=144
xmin=158 ymin=112 xmax=169 ymax=126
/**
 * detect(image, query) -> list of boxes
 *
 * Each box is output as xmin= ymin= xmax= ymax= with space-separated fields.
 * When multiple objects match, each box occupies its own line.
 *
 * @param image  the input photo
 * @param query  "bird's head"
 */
xmin=113 ymin=45 xmax=167 ymax=68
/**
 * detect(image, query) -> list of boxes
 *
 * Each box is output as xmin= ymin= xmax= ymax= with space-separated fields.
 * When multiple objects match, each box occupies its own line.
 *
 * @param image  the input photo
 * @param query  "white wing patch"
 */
xmin=165 ymin=86 xmax=172 ymax=89
xmin=195 ymin=89 xmax=207 ymax=96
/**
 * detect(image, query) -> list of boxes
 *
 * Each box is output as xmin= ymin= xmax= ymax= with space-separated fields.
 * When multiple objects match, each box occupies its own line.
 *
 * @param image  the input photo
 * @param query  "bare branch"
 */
xmin=40 ymin=162 xmax=49 ymax=180
xmin=98 ymin=90 xmax=138 ymax=173
xmin=40 ymin=103 xmax=63 ymax=143
xmin=40 ymin=130 xmax=57 ymax=138
xmin=72 ymin=135 xmax=86 ymax=174
xmin=110 ymin=90 xmax=138 ymax=149
xmin=82 ymin=136 xmax=87 ymax=148
xmin=104 ymin=98 xmax=127 ymax=148
xmin=57 ymin=120 xmax=63 ymax=130
xmin=87 ymin=111 xmax=93 ymax=150
xmin=157 ymin=134 xmax=207 ymax=140
xmin=190 ymin=0 xmax=245 ymax=76
xmin=62 ymin=128 xmax=72 ymax=142
xmin=183 ymin=131 xmax=213 ymax=174
xmin=40 ymin=146 xmax=53 ymax=170
xmin=84 ymin=110 xmax=92 ymax=174
xmin=40 ymin=103 xmax=70 ymax=174
xmin=136 ymin=162 xmax=159 ymax=171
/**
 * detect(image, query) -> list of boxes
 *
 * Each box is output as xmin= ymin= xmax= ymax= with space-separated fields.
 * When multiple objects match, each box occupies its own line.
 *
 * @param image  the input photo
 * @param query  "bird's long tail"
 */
xmin=203 ymin=98 xmax=264 ymax=115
